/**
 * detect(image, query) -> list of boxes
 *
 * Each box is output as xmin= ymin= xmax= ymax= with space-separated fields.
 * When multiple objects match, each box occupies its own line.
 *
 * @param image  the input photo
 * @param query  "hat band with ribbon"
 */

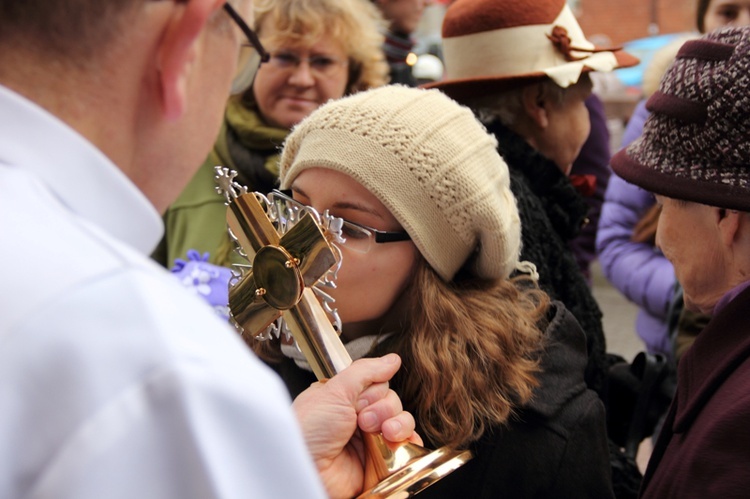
xmin=441 ymin=4 xmax=618 ymax=88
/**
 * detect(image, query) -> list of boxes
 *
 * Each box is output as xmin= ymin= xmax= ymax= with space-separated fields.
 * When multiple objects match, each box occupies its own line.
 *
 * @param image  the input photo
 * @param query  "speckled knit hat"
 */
xmin=612 ymin=27 xmax=750 ymax=211
xmin=279 ymin=85 xmax=522 ymax=282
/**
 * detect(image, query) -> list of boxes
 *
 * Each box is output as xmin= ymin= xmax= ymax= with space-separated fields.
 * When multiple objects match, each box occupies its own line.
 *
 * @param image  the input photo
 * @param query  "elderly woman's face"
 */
xmin=529 ymin=77 xmax=592 ymax=175
xmin=655 ymin=196 xmax=727 ymax=314
xmin=252 ymin=23 xmax=350 ymax=129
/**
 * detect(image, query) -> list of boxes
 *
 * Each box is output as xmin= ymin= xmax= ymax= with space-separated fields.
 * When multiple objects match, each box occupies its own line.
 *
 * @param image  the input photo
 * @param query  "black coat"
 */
xmin=269 ymin=302 xmax=613 ymax=498
xmin=488 ymin=121 xmax=608 ymax=397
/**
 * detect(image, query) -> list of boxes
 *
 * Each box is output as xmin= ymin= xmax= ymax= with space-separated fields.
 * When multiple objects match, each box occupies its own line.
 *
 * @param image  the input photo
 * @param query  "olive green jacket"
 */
xmin=153 ymin=97 xmax=288 ymax=269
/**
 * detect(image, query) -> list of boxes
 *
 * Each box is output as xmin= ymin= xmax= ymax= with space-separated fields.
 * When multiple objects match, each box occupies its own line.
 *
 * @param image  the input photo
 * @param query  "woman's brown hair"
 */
xmin=251 ymin=256 xmax=550 ymax=450
xmin=376 ymin=261 xmax=549 ymax=449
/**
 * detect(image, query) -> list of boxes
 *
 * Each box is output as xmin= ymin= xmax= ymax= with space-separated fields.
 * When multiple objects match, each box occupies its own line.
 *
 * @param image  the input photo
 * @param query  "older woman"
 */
xmin=598 ymin=0 xmax=750 ymax=362
xmin=611 ymin=26 xmax=750 ymax=497
xmin=154 ymin=0 xmax=388 ymax=270
xmin=426 ymin=0 xmax=636 ymax=398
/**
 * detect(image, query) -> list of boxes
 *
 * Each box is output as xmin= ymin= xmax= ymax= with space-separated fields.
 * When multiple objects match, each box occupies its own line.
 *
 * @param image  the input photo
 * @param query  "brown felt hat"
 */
xmin=425 ymin=0 xmax=638 ymax=101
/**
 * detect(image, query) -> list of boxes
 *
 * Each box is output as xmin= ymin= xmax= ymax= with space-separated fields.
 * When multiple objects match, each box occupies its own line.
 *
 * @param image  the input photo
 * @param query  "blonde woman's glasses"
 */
xmin=270 ymin=190 xmax=410 ymax=254
xmin=267 ymin=51 xmax=348 ymax=78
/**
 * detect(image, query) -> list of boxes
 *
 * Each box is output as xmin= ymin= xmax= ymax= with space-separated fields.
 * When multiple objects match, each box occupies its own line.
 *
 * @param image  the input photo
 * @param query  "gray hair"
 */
xmin=466 ymin=77 xmax=583 ymax=126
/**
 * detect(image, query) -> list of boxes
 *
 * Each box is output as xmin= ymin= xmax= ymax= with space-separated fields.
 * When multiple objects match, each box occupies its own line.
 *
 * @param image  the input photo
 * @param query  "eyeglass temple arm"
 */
xmin=223 ymin=3 xmax=270 ymax=62
xmin=276 ymin=189 xmax=411 ymax=244
xmin=373 ymin=231 xmax=411 ymax=243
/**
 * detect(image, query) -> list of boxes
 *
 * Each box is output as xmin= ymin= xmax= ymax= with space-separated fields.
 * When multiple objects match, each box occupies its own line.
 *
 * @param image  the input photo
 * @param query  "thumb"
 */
xmin=327 ymin=354 xmax=401 ymax=402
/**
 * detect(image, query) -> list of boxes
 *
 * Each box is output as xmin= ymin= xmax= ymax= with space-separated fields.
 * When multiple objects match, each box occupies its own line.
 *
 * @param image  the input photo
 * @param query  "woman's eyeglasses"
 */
xmin=266 ymin=51 xmax=348 ymax=78
xmin=223 ymin=3 xmax=270 ymax=95
xmin=269 ymin=190 xmax=411 ymax=254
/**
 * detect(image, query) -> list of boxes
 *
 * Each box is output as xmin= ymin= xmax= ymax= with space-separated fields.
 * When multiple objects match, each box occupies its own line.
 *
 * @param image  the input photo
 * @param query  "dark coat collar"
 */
xmin=673 ymin=284 xmax=750 ymax=432
xmin=524 ymin=301 xmax=589 ymax=418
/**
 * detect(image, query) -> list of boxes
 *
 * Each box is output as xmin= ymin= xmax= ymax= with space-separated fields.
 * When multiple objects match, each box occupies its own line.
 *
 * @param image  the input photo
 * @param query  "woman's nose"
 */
xmin=288 ymin=60 xmax=315 ymax=87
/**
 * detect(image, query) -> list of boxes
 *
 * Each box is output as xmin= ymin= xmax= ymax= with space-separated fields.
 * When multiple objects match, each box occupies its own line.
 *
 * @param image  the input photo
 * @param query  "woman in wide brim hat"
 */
xmin=425 ymin=0 xmax=637 ymax=101
xmin=428 ymin=0 xmax=638 ymax=407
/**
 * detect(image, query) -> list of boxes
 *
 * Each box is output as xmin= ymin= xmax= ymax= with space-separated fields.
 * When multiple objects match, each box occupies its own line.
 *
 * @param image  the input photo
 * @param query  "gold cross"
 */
xmin=215 ymin=166 xmax=350 ymax=378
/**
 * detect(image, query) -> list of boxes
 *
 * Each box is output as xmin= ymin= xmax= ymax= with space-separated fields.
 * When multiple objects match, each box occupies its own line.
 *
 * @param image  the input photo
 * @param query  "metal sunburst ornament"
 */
xmin=215 ymin=166 xmax=343 ymax=350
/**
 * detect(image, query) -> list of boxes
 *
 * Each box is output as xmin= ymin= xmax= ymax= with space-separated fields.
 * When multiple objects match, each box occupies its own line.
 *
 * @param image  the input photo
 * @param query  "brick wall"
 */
xmin=576 ymin=0 xmax=697 ymax=45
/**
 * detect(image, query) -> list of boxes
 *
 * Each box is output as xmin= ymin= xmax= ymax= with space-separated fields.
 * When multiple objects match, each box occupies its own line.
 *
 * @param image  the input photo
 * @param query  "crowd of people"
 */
xmin=2 ymin=0 xmax=750 ymax=498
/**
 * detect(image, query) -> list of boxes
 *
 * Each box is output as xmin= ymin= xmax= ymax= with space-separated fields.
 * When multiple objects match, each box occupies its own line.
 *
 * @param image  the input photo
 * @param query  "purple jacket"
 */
xmin=596 ymin=100 xmax=676 ymax=356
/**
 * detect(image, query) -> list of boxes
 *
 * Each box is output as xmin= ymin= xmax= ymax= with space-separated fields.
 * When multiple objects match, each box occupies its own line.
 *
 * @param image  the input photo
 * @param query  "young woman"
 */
xmin=252 ymin=85 xmax=613 ymax=498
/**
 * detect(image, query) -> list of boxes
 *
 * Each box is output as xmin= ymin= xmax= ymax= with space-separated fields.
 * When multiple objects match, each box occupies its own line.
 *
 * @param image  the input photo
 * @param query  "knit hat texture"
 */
xmin=424 ymin=0 xmax=637 ymax=101
xmin=279 ymin=85 xmax=521 ymax=282
xmin=612 ymin=27 xmax=750 ymax=212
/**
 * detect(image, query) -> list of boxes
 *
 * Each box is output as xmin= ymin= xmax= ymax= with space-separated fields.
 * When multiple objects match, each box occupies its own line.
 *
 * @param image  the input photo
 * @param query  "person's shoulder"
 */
xmin=508 ymin=170 xmax=556 ymax=241
xmin=160 ymin=160 xmax=232 ymax=268
xmin=0 ymin=166 xmax=257 ymax=374
xmin=6 ymin=247 xmax=287 ymax=410
xmin=1 ymin=167 xmax=134 ymax=332
xmin=0 ymin=263 xmax=303 ymax=498
xmin=508 ymin=167 xmax=542 ymax=209
xmin=541 ymin=302 xmax=589 ymax=379
xmin=544 ymin=301 xmax=586 ymax=340
xmin=521 ymin=302 xmax=596 ymax=417
xmin=463 ymin=385 xmax=607 ymax=497
xmin=604 ymin=172 xmax=644 ymax=200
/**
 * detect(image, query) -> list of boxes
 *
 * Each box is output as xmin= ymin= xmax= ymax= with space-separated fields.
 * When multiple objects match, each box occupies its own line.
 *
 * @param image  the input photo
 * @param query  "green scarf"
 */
xmin=211 ymin=96 xmax=290 ymax=266
xmin=208 ymin=95 xmax=289 ymax=182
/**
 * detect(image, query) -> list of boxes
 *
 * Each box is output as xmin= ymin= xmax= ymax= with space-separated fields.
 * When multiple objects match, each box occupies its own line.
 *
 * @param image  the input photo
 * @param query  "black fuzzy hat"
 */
xmin=612 ymin=26 xmax=750 ymax=212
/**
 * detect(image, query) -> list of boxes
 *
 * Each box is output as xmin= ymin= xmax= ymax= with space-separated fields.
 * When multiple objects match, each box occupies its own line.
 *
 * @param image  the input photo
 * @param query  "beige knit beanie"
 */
xmin=279 ymin=85 xmax=522 ymax=282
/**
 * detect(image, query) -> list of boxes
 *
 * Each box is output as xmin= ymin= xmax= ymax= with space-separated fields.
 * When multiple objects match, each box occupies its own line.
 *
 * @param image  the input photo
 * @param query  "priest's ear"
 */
xmin=157 ymin=0 xmax=224 ymax=120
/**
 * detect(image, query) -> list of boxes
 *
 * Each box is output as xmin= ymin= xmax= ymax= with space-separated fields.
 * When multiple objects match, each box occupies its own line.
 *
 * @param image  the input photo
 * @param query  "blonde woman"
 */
xmin=155 ymin=0 xmax=388 ymax=270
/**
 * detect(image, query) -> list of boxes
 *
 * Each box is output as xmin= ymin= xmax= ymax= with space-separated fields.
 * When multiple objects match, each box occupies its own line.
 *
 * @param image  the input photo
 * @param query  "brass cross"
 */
xmin=215 ymin=166 xmax=350 ymax=378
